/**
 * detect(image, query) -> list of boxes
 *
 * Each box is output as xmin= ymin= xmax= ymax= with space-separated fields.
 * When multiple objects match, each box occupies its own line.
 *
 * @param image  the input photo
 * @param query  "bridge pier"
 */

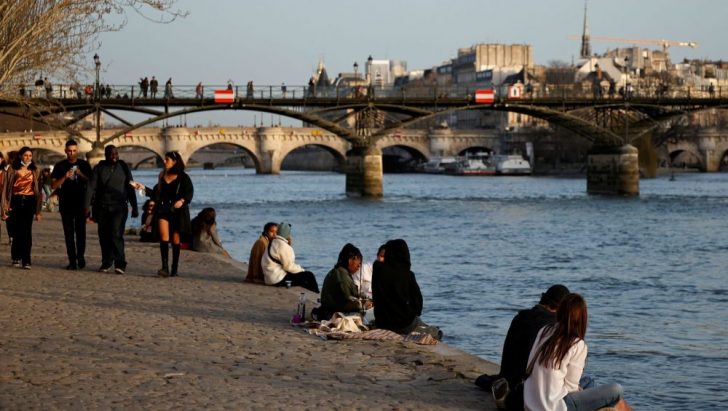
xmin=345 ymin=146 xmax=383 ymax=198
xmin=586 ymin=144 xmax=639 ymax=196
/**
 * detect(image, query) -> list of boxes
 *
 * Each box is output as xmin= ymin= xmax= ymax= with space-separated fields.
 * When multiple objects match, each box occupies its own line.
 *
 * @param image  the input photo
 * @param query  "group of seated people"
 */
xmin=244 ymin=221 xmax=442 ymax=340
xmin=476 ymin=285 xmax=633 ymax=411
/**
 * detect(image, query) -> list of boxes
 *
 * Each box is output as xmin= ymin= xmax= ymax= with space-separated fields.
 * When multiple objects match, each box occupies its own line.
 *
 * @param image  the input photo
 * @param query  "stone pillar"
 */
xmin=586 ymin=144 xmax=639 ymax=196
xmin=428 ymin=127 xmax=454 ymax=157
xmin=257 ymin=127 xmax=282 ymax=174
xmin=345 ymin=145 xmax=383 ymax=197
xmin=698 ymin=129 xmax=719 ymax=172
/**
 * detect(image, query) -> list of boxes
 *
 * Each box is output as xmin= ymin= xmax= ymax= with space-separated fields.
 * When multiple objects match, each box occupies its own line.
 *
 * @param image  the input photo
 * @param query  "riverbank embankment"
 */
xmin=0 ymin=212 xmax=499 ymax=409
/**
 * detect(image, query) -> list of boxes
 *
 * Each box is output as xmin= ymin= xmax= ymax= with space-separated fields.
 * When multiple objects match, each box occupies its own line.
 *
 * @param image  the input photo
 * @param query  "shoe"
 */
xmin=491 ymin=377 xmax=509 ymax=410
xmin=12 ymin=260 xmax=20 ymax=268
xmin=77 ymin=258 xmax=86 ymax=269
xmin=157 ymin=268 xmax=169 ymax=278
xmin=98 ymin=265 xmax=111 ymax=273
xmin=114 ymin=267 xmax=125 ymax=275
xmin=22 ymin=264 xmax=31 ymax=270
xmin=66 ymin=263 xmax=78 ymax=270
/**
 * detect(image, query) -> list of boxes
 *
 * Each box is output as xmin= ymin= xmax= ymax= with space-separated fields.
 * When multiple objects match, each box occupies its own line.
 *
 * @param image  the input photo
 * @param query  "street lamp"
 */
xmin=93 ymin=54 xmax=101 ymax=149
xmin=353 ymin=61 xmax=359 ymax=80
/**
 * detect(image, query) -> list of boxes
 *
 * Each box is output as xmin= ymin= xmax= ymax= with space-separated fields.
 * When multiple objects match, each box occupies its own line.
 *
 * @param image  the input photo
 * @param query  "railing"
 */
xmin=7 ymin=83 xmax=727 ymax=102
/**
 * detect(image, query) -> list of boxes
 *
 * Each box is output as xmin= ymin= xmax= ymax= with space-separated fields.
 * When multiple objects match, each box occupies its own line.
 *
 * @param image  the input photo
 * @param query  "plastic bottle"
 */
xmin=296 ymin=292 xmax=306 ymax=321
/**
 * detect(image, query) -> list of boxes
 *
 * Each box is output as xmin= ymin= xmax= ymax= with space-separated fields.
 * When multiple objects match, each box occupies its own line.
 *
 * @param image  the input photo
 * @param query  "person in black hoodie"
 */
xmin=371 ymin=239 xmax=442 ymax=340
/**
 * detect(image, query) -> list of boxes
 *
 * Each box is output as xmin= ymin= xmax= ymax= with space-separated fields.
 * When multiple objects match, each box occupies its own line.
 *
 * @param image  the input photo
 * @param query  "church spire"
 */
xmin=580 ymin=0 xmax=592 ymax=58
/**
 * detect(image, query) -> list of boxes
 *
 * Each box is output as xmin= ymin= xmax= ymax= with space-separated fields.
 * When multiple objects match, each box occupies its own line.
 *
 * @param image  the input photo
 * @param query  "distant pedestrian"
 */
xmin=19 ymin=84 xmax=25 ymax=97
xmin=246 ymin=81 xmax=254 ymax=98
xmin=150 ymin=76 xmax=158 ymax=98
xmin=85 ymin=145 xmax=139 ymax=274
xmin=226 ymin=80 xmax=234 ymax=91
xmin=281 ymin=82 xmax=287 ymax=98
xmin=44 ymin=78 xmax=53 ymax=98
xmin=608 ymin=79 xmax=616 ymax=98
xmin=151 ymin=151 xmax=193 ymax=278
xmin=308 ymin=76 xmax=316 ymax=97
xmin=140 ymin=77 xmax=149 ymax=98
xmin=51 ymin=140 xmax=92 ymax=270
xmin=164 ymin=78 xmax=173 ymax=99
xmin=708 ymin=83 xmax=716 ymax=98
xmin=105 ymin=84 xmax=112 ymax=99
xmin=34 ymin=77 xmax=44 ymax=97
xmin=1 ymin=147 xmax=42 ymax=269
xmin=195 ymin=82 xmax=203 ymax=99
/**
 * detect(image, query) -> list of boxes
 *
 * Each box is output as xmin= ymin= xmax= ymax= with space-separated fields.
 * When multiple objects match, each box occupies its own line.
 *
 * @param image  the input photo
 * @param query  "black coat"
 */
xmin=372 ymin=239 xmax=423 ymax=332
xmin=152 ymin=171 xmax=193 ymax=235
xmin=499 ymin=304 xmax=556 ymax=388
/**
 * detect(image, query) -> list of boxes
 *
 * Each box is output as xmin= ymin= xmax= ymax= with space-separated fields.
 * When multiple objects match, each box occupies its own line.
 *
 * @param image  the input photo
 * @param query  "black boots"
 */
xmin=158 ymin=241 xmax=169 ymax=277
xmin=171 ymin=244 xmax=180 ymax=277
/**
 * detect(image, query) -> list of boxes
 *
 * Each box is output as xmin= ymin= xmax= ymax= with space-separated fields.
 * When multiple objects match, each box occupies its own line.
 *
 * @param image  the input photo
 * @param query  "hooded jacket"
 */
xmin=372 ymin=239 xmax=423 ymax=332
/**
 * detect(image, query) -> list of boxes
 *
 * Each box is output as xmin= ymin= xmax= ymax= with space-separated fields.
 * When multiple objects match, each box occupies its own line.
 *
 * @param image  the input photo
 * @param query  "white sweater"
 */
xmin=261 ymin=236 xmax=304 ymax=285
xmin=524 ymin=327 xmax=587 ymax=411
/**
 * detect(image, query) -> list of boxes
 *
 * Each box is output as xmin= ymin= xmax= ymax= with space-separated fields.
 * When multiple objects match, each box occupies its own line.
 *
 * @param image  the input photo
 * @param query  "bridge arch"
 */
xmin=274 ymin=132 xmax=349 ymax=174
xmin=187 ymin=142 xmax=260 ymax=171
xmin=668 ymin=148 xmax=705 ymax=170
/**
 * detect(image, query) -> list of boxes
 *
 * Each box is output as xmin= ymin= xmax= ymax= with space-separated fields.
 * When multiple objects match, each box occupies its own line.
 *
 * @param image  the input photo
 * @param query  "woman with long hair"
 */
xmin=524 ymin=293 xmax=632 ymax=411
xmin=1 ymin=147 xmax=42 ymax=269
xmin=150 ymin=151 xmax=193 ymax=277
xmin=191 ymin=207 xmax=229 ymax=256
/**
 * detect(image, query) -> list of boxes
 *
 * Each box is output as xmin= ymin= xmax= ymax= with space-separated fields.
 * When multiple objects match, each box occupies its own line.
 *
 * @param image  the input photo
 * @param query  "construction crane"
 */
xmin=568 ymin=35 xmax=698 ymax=54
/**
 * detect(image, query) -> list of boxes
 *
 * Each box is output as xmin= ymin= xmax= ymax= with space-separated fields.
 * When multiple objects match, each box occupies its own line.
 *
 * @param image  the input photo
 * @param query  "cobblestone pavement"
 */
xmin=0 ymin=213 xmax=499 ymax=410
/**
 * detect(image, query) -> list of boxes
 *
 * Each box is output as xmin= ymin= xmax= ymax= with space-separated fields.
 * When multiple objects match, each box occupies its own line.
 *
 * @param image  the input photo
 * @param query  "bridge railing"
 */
xmin=8 ymin=83 xmax=727 ymax=102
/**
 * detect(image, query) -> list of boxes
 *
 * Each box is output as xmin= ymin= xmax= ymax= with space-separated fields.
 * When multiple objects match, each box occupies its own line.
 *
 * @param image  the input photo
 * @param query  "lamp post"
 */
xmin=623 ymin=55 xmax=629 ymax=144
xmin=93 ymin=54 xmax=101 ymax=147
xmin=353 ymin=62 xmax=359 ymax=80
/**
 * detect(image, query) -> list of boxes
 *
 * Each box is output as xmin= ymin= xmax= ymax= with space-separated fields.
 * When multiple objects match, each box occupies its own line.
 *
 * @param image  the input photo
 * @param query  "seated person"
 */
xmin=261 ymin=221 xmax=319 ymax=293
xmin=246 ymin=222 xmax=278 ymax=283
xmin=352 ymin=244 xmax=385 ymax=300
xmin=475 ymin=284 xmax=570 ymax=391
xmin=139 ymin=200 xmax=158 ymax=242
xmin=317 ymin=243 xmax=373 ymax=320
xmin=190 ymin=208 xmax=230 ymax=257
xmin=371 ymin=239 xmax=442 ymax=340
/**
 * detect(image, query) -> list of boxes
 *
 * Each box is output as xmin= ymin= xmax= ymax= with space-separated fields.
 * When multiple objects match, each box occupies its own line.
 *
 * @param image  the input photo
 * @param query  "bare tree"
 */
xmin=0 ymin=0 xmax=187 ymax=101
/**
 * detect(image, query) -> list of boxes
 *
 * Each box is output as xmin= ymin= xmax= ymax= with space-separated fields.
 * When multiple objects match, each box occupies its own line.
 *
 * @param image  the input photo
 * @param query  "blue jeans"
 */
xmin=564 ymin=383 xmax=623 ymax=411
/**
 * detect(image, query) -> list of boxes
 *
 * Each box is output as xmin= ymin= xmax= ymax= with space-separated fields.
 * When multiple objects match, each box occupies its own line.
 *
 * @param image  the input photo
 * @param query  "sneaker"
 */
xmin=22 ymin=264 xmax=31 ymax=270
xmin=98 ymin=265 xmax=111 ymax=273
xmin=114 ymin=267 xmax=125 ymax=275
xmin=66 ymin=263 xmax=78 ymax=270
xmin=11 ymin=260 xmax=20 ymax=268
xmin=491 ymin=377 xmax=509 ymax=410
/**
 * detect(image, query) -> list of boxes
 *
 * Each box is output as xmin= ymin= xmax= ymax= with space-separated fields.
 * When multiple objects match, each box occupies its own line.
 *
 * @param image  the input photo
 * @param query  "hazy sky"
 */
xmin=91 ymin=0 xmax=726 ymax=125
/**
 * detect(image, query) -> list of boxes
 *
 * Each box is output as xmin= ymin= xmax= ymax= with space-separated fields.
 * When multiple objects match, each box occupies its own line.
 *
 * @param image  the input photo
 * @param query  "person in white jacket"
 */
xmin=261 ymin=221 xmax=319 ymax=293
xmin=523 ymin=293 xmax=632 ymax=411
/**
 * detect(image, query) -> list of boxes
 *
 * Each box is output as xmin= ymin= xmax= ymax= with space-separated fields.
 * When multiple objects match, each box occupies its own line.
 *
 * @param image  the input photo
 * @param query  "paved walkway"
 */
xmin=0 ymin=213 xmax=499 ymax=410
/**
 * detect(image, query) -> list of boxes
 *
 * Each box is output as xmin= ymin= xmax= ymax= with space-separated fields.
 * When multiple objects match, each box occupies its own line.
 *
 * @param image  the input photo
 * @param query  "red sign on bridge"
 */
xmin=214 ymin=89 xmax=235 ymax=103
xmin=475 ymin=89 xmax=495 ymax=104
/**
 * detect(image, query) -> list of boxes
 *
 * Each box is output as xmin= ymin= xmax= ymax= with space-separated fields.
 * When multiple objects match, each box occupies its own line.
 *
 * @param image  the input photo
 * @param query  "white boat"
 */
xmin=495 ymin=155 xmax=532 ymax=175
xmin=445 ymin=152 xmax=496 ymax=175
xmin=420 ymin=156 xmax=457 ymax=174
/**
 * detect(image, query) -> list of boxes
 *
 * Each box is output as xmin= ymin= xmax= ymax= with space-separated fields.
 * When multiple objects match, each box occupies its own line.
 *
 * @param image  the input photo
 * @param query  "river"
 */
xmin=133 ymin=168 xmax=728 ymax=410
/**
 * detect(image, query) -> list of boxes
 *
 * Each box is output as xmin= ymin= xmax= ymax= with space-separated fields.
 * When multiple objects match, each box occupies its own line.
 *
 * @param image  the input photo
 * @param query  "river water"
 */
xmin=134 ymin=168 xmax=728 ymax=410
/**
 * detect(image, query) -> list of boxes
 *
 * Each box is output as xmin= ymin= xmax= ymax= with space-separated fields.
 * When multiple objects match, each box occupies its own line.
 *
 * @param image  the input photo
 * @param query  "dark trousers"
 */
xmin=95 ymin=205 xmax=127 ymax=269
xmin=275 ymin=271 xmax=320 ymax=293
xmin=61 ymin=209 xmax=87 ymax=264
xmin=10 ymin=195 xmax=36 ymax=265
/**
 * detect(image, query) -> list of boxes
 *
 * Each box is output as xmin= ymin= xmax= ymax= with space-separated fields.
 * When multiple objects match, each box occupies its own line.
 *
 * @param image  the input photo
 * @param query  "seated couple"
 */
xmin=317 ymin=240 xmax=442 ymax=341
xmin=260 ymin=222 xmax=319 ymax=293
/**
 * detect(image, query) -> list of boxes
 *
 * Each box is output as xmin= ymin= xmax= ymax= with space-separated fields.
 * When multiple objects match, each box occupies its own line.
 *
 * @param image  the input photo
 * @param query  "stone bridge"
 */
xmin=0 ymin=127 xmax=499 ymax=173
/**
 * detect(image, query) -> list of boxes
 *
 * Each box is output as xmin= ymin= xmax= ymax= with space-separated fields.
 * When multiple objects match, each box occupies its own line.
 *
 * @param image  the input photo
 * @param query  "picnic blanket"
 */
xmin=301 ymin=313 xmax=438 ymax=345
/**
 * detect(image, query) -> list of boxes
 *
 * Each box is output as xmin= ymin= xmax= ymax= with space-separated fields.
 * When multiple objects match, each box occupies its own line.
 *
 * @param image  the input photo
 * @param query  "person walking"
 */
xmin=164 ymin=78 xmax=174 ymax=99
xmin=140 ymin=77 xmax=149 ymax=98
xmin=195 ymin=82 xmax=203 ymax=99
xmin=150 ymin=151 xmax=193 ymax=277
xmin=51 ymin=140 xmax=93 ymax=270
xmin=85 ymin=145 xmax=138 ymax=274
xmin=1 ymin=147 xmax=42 ymax=269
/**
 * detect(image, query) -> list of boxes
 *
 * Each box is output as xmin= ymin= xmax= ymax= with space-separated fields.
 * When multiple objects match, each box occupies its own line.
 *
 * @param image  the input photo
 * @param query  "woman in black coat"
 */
xmin=372 ymin=239 xmax=442 ymax=339
xmin=150 ymin=151 xmax=193 ymax=277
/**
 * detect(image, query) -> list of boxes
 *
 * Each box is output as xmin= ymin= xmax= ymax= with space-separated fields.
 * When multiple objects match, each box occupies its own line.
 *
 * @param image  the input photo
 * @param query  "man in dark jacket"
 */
xmin=85 ymin=145 xmax=138 ymax=274
xmin=475 ymin=284 xmax=570 ymax=391
xmin=51 ymin=140 xmax=93 ymax=270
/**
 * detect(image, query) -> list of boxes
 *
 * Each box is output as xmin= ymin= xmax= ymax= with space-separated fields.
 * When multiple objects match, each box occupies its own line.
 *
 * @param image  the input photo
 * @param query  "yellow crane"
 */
xmin=568 ymin=35 xmax=698 ymax=54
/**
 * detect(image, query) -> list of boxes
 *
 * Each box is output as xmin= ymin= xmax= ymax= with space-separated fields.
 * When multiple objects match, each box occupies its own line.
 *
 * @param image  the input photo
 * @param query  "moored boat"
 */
xmin=444 ymin=152 xmax=496 ymax=175
xmin=495 ymin=155 xmax=532 ymax=175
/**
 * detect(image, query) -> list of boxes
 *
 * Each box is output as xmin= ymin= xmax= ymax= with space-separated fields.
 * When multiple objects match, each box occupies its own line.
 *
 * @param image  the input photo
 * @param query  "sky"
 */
xmin=90 ymin=0 xmax=727 ymax=126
